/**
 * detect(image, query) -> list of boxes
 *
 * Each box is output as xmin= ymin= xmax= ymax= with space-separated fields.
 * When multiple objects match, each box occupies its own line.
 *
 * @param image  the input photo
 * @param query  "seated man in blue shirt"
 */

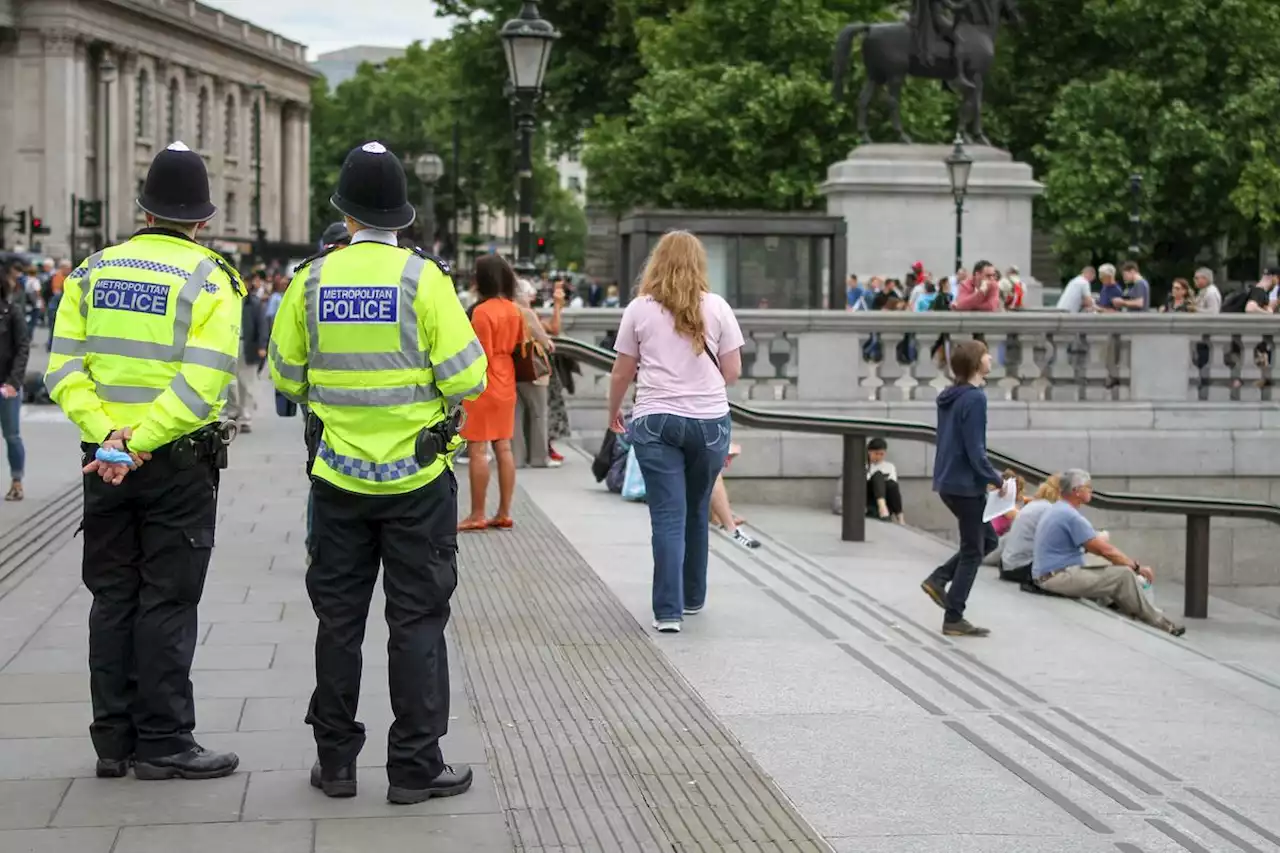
xmin=1032 ymin=469 xmax=1184 ymax=636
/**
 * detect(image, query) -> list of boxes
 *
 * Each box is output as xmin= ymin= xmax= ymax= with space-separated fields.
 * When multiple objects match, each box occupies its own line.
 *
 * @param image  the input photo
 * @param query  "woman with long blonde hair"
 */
xmin=606 ymin=231 xmax=745 ymax=633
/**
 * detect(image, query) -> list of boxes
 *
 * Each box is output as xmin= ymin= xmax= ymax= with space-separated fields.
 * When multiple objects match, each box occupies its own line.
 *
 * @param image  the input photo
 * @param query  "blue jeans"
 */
xmin=630 ymin=412 xmax=731 ymax=622
xmin=0 ymin=396 xmax=24 ymax=481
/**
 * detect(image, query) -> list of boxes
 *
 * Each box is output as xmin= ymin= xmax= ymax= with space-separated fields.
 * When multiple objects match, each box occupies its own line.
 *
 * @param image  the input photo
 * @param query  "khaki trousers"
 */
xmin=513 ymin=382 xmax=549 ymax=469
xmin=1038 ymin=564 xmax=1177 ymax=631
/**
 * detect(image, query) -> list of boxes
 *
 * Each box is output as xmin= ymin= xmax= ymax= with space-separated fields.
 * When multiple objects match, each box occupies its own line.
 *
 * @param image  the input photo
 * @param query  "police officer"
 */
xmin=45 ymin=141 xmax=243 ymax=781
xmin=319 ymin=221 xmax=351 ymax=252
xmin=270 ymin=141 xmax=487 ymax=804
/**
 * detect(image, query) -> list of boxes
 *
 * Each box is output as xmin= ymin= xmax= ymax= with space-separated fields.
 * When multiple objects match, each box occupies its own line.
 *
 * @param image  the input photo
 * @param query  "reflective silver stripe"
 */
xmin=317 ymin=439 xmax=422 ymax=483
xmin=446 ymin=378 xmax=487 ymax=408
xmin=45 ymin=358 xmax=84 ymax=393
xmin=183 ymin=347 xmax=237 ymax=374
xmin=77 ymin=251 xmax=105 ymax=318
xmin=433 ymin=338 xmax=485 ymax=383
xmin=84 ymin=336 xmax=177 ymax=361
xmin=303 ymin=256 xmax=327 ymax=357
xmin=308 ymin=383 xmax=441 ymax=407
xmin=398 ymin=254 xmax=424 ymax=354
xmin=170 ymin=373 xmax=212 ymax=419
xmin=94 ymin=384 xmax=162 ymax=404
xmin=50 ymin=337 xmax=86 ymax=356
xmin=269 ymin=340 xmax=307 ymax=383
xmin=172 ymin=260 xmax=216 ymax=344
xmin=310 ymin=350 xmax=429 ymax=372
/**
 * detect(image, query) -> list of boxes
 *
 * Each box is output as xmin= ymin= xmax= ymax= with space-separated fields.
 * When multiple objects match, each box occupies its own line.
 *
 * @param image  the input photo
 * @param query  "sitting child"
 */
xmin=866 ymin=438 xmax=905 ymax=524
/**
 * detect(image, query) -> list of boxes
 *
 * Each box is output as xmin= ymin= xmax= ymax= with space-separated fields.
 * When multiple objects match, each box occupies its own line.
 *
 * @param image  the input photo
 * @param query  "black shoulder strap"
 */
xmin=703 ymin=337 xmax=720 ymax=370
xmin=208 ymin=254 xmax=245 ymax=297
xmin=292 ymin=243 xmax=343 ymax=276
xmin=408 ymin=245 xmax=453 ymax=278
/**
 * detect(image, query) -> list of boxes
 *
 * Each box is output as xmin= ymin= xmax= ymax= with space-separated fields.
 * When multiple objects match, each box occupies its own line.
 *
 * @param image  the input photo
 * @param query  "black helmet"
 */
xmin=137 ymin=141 xmax=216 ymax=223
xmin=330 ymin=141 xmax=415 ymax=231
xmin=320 ymin=221 xmax=350 ymax=249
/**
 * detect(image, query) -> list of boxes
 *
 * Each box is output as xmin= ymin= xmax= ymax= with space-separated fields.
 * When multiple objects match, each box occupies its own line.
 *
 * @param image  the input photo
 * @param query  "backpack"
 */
xmin=1222 ymin=288 xmax=1250 ymax=313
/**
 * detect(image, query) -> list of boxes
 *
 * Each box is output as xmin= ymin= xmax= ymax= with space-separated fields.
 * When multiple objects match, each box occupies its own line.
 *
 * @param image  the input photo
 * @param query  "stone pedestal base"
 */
xmin=821 ymin=144 xmax=1044 ymax=303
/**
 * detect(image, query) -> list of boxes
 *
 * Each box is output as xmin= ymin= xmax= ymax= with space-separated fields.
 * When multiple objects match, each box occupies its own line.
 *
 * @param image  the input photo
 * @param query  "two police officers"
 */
xmin=45 ymin=142 xmax=242 ymax=781
xmin=270 ymin=142 xmax=487 ymax=803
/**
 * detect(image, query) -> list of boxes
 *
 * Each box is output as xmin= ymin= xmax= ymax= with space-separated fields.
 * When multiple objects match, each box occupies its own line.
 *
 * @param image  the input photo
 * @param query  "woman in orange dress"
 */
xmin=459 ymin=255 xmax=524 ymax=531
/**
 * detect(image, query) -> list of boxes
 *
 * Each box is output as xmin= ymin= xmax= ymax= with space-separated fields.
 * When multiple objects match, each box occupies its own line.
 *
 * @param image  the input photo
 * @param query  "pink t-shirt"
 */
xmin=614 ymin=293 xmax=745 ymax=420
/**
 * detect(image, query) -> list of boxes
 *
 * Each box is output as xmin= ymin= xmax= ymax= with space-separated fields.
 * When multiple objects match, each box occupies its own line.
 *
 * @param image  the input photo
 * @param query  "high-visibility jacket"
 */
xmin=44 ymin=230 xmax=244 ymax=453
xmin=269 ymin=240 xmax=487 ymax=496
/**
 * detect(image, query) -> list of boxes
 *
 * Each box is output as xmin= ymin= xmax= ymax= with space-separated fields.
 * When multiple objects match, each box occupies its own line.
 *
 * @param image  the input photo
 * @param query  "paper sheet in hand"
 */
xmin=982 ymin=478 xmax=1017 ymax=523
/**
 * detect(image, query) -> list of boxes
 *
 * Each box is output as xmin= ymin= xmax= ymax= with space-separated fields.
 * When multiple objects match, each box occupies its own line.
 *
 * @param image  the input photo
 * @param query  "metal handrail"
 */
xmin=552 ymin=335 xmax=1280 ymax=619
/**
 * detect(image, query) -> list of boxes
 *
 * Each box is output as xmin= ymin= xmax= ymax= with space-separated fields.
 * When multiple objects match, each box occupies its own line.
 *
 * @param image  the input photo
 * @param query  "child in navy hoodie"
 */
xmin=921 ymin=337 xmax=1005 ymax=637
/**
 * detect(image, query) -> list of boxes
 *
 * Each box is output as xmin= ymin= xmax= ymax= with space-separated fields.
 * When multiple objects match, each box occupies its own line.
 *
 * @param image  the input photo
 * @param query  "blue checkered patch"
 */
xmin=202 ymin=281 xmax=219 ymax=294
xmin=92 ymin=279 xmax=170 ymax=316
xmin=318 ymin=286 xmax=398 ymax=324
xmin=318 ymin=442 xmax=421 ymax=483
xmin=101 ymin=258 xmax=190 ymax=278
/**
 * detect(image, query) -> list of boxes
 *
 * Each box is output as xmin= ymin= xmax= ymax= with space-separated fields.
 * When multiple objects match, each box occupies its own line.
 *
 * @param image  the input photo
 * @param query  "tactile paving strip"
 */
xmin=453 ymin=485 xmax=831 ymax=853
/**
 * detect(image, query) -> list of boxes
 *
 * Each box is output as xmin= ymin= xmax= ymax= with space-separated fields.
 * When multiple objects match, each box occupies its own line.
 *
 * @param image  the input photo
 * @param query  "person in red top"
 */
xmin=953 ymin=260 xmax=1002 ymax=312
xmin=459 ymin=255 xmax=524 ymax=531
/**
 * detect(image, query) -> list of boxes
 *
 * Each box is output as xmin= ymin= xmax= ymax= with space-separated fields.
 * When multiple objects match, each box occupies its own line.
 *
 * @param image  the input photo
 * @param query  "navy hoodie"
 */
xmin=932 ymin=384 xmax=1002 ymax=496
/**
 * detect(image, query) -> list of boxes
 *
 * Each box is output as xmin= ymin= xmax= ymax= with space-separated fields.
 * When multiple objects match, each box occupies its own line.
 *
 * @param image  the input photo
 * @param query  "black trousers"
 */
xmin=305 ymin=470 xmax=458 ymax=789
xmin=81 ymin=443 xmax=218 ymax=761
xmin=866 ymin=473 xmax=903 ymax=516
xmin=928 ymin=493 xmax=998 ymax=623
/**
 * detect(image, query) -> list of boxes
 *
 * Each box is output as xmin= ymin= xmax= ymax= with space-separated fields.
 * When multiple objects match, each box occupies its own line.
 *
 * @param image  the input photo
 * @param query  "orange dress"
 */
xmin=461 ymin=297 xmax=523 ymax=442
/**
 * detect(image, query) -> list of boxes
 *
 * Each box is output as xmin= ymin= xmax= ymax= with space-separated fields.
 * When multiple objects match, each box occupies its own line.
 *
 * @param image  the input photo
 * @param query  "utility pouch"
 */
xmin=171 ymin=436 xmax=198 ymax=471
xmin=304 ymin=411 xmax=324 ymax=474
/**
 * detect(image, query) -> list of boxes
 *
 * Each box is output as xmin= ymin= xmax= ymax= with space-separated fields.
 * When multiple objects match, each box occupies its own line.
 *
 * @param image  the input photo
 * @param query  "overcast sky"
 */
xmin=200 ymin=1 xmax=457 ymax=59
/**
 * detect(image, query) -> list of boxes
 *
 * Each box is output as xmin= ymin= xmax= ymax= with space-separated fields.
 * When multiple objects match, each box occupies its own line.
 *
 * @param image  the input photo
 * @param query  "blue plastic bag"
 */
xmin=621 ymin=447 xmax=646 ymax=502
xmin=95 ymin=447 xmax=134 ymax=465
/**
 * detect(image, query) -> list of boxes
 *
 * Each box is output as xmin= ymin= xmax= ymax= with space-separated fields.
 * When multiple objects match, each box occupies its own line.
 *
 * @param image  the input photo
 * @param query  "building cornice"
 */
xmin=92 ymin=0 xmax=320 ymax=80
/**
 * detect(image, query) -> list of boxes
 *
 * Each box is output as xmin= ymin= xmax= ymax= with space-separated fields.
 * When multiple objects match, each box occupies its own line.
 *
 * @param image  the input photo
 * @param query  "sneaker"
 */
xmin=942 ymin=619 xmax=991 ymax=638
xmin=652 ymin=620 xmax=681 ymax=633
xmin=920 ymin=578 xmax=947 ymax=609
xmin=1166 ymin=621 xmax=1187 ymax=638
xmin=731 ymin=529 xmax=760 ymax=549
xmin=683 ymin=604 xmax=704 ymax=615
xmin=548 ymin=445 xmax=565 ymax=463
xmin=547 ymin=459 xmax=563 ymax=469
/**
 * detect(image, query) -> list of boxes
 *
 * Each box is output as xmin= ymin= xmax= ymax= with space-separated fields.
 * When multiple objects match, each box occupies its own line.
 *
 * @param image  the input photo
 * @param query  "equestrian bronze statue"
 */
xmin=832 ymin=0 xmax=1021 ymax=147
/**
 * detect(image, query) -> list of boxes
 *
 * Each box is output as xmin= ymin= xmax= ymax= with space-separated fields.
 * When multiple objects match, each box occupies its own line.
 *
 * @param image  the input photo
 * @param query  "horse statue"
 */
xmin=832 ymin=0 xmax=1021 ymax=147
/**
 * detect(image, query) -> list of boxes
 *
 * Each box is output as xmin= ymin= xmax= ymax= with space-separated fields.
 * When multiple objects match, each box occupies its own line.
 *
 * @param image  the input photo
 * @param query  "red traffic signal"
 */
xmin=31 ymin=218 xmax=41 ymax=230
xmin=536 ymin=237 xmax=546 ymax=248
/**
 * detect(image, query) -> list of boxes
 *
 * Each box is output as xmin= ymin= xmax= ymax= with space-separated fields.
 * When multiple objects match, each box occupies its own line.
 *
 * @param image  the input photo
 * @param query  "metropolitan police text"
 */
xmin=319 ymin=286 xmax=400 ymax=324
xmin=92 ymin=280 xmax=172 ymax=317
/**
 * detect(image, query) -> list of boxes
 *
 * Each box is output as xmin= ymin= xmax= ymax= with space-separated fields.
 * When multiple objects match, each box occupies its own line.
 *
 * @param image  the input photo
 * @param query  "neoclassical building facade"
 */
xmin=0 ymin=0 xmax=315 ymax=260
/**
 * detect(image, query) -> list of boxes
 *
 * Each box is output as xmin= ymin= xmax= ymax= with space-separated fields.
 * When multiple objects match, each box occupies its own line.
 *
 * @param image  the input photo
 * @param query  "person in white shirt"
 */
xmin=1193 ymin=267 xmax=1221 ymax=313
xmin=1056 ymin=266 xmax=1096 ymax=312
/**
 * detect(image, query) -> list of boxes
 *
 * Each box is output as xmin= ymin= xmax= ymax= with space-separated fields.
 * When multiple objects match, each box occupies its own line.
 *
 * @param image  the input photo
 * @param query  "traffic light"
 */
xmin=15 ymin=210 xmax=26 ymax=235
xmin=536 ymin=237 xmax=546 ymax=250
xmin=78 ymin=199 xmax=103 ymax=229
xmin=29 ymin=208 xmax=49 ymax=235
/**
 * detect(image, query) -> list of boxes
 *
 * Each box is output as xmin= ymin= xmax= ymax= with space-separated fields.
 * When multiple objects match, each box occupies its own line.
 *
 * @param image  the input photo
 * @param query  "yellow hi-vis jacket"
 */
xmin=44 ymin=230 xmax=244 ymax=453
xmin=269 ymin=240 xmax=487 ymax=496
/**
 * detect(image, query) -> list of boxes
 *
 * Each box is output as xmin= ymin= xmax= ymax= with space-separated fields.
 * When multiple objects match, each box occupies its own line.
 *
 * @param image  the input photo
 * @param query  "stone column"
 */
xmin=281 ymin=102 xmax=301 ymax=243
xmin=299 ymin=105 xmax=311 ymax=242
xmin=117 ymin=50 xmax=139 ymax=245
xmin=42 ymin=30 xmax=80 ymax=259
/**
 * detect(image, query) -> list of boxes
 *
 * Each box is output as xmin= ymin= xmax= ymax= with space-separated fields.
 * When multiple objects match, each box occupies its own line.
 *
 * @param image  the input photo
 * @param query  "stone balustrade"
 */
xmin=558 ymin=310 xmax=1280 ymax=404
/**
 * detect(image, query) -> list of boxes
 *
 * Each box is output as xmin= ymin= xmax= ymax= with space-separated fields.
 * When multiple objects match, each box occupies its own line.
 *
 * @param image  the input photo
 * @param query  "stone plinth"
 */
xmin=821 ymin=144 xmax=1044 ymax=300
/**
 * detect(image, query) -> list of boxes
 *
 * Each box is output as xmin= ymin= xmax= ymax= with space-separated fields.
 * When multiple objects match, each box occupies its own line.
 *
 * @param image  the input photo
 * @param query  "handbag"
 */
xmin=513 ymin=313 xmax=552 ymax=384
xmin=621 ymin=447 xmax=647 ymax=502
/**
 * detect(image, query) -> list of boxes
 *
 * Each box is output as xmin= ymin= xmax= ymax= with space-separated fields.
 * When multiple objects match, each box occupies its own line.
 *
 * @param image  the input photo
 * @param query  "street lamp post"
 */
xmin=945 ymin=133 xmax=974 ymax=276
xmin=1128 ymin=173 xmax=1143 ymax=258
xmin=500 ymin=1 xmax=559 ymax=275
xmin=100 ymin=58 xmax=117 ymax=246
xmin=251 ymin=82 xmax=266 ymax=262
xmin=414 ymin=151 xmax=445 ymax=252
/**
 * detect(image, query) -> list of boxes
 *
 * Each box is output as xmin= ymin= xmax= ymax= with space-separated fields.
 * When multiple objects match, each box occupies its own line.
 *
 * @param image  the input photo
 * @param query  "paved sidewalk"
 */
xmin=0 ymin=388 xmax=831 ymax=852
xmin=521 ymin=449 xmax=1280 ymax=853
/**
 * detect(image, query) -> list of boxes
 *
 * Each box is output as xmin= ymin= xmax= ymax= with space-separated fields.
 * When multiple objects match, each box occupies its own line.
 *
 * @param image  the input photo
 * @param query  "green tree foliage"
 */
xmin=582 ymin=0 xmax=952 ymax=213
xmin=309 ymin=34 xmax=586 ymax=263
xmin=1018 ymin=0 xmax=1280 ymax=274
